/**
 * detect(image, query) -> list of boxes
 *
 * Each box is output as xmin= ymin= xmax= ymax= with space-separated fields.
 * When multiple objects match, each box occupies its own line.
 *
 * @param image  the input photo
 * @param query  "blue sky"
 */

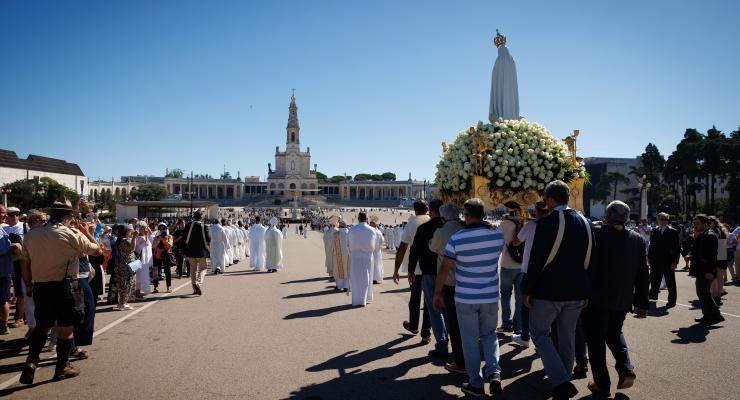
xmin=1 ymin=1 xmax=738 ymax=183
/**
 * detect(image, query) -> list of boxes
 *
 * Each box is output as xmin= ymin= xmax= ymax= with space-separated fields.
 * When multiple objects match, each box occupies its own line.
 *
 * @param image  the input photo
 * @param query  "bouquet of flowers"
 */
xmin=436 ymin=119 xmax=585 ymax=194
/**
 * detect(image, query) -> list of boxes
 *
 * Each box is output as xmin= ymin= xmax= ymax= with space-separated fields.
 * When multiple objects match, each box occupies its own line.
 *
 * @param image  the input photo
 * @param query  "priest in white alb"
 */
xmin=323 ymin=216 xmax=338 ymax=278
xmin=248 ymin=216 xmax=267 ymax=271
xmin=333 ymin=221 xmax=351 ymax=291
xmin=369 ymin=216 xmax=385 ymax=284
xmin=265 ymin=217 xmax=284 ymax=273
xmin=208 ymin=219 xmax=229 ymax=274
xmin=348 ymin=212 xmax=377 ymax=306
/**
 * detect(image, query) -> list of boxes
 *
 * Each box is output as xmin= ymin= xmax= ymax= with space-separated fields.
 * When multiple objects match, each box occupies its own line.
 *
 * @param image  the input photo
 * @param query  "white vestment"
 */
xmin=224 ymin=226 xmax=235 ymax=266
xmin=244 ymin=227 xmax=250 ymax=257
xmin=334 ymin=228 xmax=350 ymax=290
xmin=372 ymin=227 xmax=384 ymax=283
xmin=323 ymin=227 xmax=336 ymax=276
xmin=385 ymin=228 xmax=396 ymax=250
xmin=282 ymin=226 xmax=288 ymax=239
xmin=348 ymin=223 xmax=376 ymax=306
xmin=248 ymin=224 xmax=267 ymax=270
xmin=134 ymin=234 xmax=153 ymax=294
xmin=265 ymin=226 xmax=284 ymax=269
xmin=209 ymin=224 xmax=228 ymax=271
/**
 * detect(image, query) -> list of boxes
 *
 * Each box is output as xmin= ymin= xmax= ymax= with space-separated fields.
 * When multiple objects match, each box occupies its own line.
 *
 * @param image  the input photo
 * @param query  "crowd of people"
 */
xmin=319 ymin=180 xmax=735 ymax=399
xmin=1 ymin=182 xmax=737 ymax=396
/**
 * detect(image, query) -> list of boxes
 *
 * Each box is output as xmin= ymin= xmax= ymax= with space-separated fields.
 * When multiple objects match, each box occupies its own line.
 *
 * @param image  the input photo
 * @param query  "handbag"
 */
xmin=128 ymin=259 xmax=143 ymax=273
xmin=61 ymin=260 xmax=85 ymax=323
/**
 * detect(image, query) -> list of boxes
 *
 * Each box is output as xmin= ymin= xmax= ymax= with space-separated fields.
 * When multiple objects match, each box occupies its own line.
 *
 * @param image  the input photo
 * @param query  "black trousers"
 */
xmin=175 ymin=252 xmax=189 ymax=276
xmin=695 ymin=276 xmax=721 ymax=319
xmin=408 ymin=277 xmax=430 ymax=337
xmin=153 ymin=258 xmax=172 ymax=289
xmin=649 ymin=263 xmax=677 ymax=303
xmin=442 ymin=285 xmax=465 ymax=368
xmin=582 ymin=307 xmax=633 ymax=389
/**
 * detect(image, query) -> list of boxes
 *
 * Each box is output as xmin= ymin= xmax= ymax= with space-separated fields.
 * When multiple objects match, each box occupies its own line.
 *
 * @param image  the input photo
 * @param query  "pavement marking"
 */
xmin=655 ymin=299 xmax=740 ymax=318
xmin=0 ymin=280 xmax=192 ymax=391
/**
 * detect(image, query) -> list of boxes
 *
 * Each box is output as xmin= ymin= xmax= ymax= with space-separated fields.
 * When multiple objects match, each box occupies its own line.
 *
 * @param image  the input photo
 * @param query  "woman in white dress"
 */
xmin=134 ymin=222 xmax=154 ymax=299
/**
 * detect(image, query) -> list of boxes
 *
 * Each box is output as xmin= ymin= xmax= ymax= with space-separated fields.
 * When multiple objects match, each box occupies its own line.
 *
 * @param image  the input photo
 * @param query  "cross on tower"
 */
xmin=291 ymin=88 xmax=295 ymax=97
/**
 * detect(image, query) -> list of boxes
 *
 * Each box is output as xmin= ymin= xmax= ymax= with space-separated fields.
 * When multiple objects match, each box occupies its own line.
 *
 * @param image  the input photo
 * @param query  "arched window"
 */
xmin=301 ymin=183 xmax=307 ymax=189
xmin=278 ymin=183 xmax=284 ymax=189
xmin=270 ymin=183 xmax=276 ymax=189
xmin=309 ymin=183 xmax=316 ymax=189
xmin=289 ymin=183 xmax=296 ymax=190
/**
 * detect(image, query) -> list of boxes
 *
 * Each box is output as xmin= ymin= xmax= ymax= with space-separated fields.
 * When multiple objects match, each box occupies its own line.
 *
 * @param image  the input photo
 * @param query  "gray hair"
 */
xmin=606 ymin=200 xmax=630 ymax=224
xmin=544 ymin=180 xmax=570 ymax=205
xmin=439 ymin=204 xmax=461 ymax=221
xmin=657 ymin=212 xmax=670 ymax=220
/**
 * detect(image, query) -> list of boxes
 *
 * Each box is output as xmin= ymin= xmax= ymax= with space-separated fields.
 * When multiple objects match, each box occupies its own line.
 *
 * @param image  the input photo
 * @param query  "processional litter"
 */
xmin=437 ymin=31 xmax=586 ymax=211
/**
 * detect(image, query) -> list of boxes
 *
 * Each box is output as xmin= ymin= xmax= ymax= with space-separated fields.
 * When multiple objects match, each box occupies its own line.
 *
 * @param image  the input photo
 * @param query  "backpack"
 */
xmin=506 ymin=219 xmax=525 ymax=264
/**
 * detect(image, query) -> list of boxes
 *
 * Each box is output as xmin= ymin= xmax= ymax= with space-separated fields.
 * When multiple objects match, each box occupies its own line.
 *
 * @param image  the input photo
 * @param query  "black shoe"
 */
xmin=19 ymin=362 xmax=37 ymax=385
xmin=648 ymin=296 xmax=658 ymax=301
xmin=617 ymin=369 xmax=636 ymax=389
xmin=428 ymin=349 xmax=448 ymax=359
xmin=402 ymin=321 xmax=419 ymax=335
xmin=552 ymin=381 xmax=578 ymax=399
xmin=694 ymin=316 xmax=709 ymax=323
xmin=573 ymin=363 xmax=588 ymax=379
xmin=487 ymin=376 xmax=503 ymax=397
xmin=194 ymin=286 xmax=202 ymax=296
xmin=461 ymin=382 xmax=485 ymax=397
xmin=496 ymin=325 xmax=514 ymax=334
xmin=700 ymin=316 xmax=725 ymax=325
xmin=666 ymin=302 xmax=676 ymax=308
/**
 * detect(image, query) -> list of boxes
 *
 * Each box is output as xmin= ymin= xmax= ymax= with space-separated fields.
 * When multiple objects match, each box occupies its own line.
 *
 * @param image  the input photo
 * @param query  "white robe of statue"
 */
xmin=372 ymin=227 xmax=384 ymax=283
xmin=265 ymin=225 xmax=284 ymax=270
xmin=334 ymin=228 xmax=350 ymax=290
xmin=209 ymin=224 xmax=228 ymax=272
xmin=348 ymin=222 xmax=377 ymax=306
xmin=248 ymin=223 xmax=267 ymax=270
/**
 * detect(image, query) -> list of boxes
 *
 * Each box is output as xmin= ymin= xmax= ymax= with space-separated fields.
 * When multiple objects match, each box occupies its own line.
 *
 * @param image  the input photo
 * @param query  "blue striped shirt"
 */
xmin=444 ymin=223 xmax=503 ymax=304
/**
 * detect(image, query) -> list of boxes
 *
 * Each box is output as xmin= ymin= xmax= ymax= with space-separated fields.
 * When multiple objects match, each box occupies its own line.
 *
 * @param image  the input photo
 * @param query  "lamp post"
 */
xmin=637 ymin=174 xmax=652 ymax=222
xmin=1 ymin=188 xmax=9 ymax=207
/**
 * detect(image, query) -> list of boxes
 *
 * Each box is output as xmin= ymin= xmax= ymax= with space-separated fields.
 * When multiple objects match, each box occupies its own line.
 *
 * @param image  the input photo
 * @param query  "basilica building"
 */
xmin=266 ymin=95 xmax=320 ymax=199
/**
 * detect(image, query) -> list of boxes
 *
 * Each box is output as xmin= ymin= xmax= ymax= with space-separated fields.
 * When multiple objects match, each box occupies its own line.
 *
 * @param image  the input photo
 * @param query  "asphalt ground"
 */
xmin=0 ymin=226 xmax=738 ymax=400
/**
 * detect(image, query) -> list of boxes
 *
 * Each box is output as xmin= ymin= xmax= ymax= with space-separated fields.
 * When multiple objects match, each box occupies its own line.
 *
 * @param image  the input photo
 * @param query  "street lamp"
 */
xmin=637 ymin=174 xmax=652 ymax=222
xmin=1 ymin=188 xmax=10 ymax=207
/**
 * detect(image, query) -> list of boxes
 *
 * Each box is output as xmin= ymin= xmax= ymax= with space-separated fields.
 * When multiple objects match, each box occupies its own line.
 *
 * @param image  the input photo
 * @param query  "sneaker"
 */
xmin=496 ymin=325 xmax=514 ymax=334
xmin=511 ymin=334 xmax=530 ymax=348
xmin=420 ymin=336 xmax=432 ymax=345
xmin=166 ymin=288 xmax=172 ymax=293
xmin=123 ymin=304 xmax=133 ymax=310
xmin=52 ymin=363 xmax=80 ymax=381
xmin=444 ymin=362 xmax=466 ymax=374
xmin=617 ymin=369 xmax=637 ymax=389
xmin=461 ymin=382 xmax=485 ymax=397
xmin=487 ymin=376 xmax=503 ymax=397
xmin=19 ymin=362 xmax=37 ymax=385
xmin=0 ymin=326 xmax=10 ymax=335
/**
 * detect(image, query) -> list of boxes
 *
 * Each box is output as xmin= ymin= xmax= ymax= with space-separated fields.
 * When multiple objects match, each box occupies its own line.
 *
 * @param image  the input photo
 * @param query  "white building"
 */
xmin=0 ymin=149 xmax=87 ymax=194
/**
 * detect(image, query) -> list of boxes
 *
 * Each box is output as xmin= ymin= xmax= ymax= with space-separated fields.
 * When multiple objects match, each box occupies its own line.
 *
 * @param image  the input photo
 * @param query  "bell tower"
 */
xmin=286 ymin=90 xmax=300 ymax=152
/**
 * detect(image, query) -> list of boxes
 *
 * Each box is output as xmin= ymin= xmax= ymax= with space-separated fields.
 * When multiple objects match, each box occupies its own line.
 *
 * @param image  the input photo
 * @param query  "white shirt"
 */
xmin=497 ymin=219 xmax=522 ymax=269
xmin=516 ymin=221 xmax=537 ymax=273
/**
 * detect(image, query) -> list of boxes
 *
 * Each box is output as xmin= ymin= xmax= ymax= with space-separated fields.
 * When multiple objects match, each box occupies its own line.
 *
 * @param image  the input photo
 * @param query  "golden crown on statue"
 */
xmin=494 ymin=29 xmax=506 ymax=48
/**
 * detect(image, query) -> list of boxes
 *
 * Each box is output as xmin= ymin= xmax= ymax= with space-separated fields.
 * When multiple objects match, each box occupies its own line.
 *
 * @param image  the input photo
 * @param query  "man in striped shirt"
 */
xmin=434 ymin=198 xmax=504 ymax=398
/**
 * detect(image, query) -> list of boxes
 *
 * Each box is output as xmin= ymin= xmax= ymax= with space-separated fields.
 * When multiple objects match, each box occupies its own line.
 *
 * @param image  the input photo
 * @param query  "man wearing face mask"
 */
xmin=19 ymin=199 xmax=102 ymax=384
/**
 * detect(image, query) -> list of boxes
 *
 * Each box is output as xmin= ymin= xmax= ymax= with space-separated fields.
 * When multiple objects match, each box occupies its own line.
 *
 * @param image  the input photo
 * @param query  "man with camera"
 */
xmin=19 ymin=199 xmax=102 ymax=384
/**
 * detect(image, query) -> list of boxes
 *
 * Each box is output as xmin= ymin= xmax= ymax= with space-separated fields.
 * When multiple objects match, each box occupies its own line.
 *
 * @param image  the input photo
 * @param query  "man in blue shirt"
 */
xmin=434 ymin=198 xmax=504 ymax=398
xmin=0 ymin=205 xmax=14 ymax=335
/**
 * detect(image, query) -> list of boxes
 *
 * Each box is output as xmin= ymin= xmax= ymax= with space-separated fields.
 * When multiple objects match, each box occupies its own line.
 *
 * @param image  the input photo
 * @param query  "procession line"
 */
xmin=655 ymin=299 xmax=740 ymax=319
xmin=0 ymin=280 xmax=192 ymax=391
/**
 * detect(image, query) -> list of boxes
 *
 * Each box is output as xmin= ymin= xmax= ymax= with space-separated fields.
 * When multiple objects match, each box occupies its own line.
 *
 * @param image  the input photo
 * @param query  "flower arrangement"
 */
xmin=435 ymin=119 xmax=585 ymax=194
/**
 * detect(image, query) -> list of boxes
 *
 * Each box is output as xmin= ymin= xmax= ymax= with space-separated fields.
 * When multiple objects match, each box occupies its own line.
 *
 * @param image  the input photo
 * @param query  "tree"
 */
xmin=381 ymin=172 xmax=397 ymax=181
xmin=593 ymin=172 xmax=630 ymax=204
xmin=354 ymin=174 xmax=370 ymax=181
xmin=1 ymin=177 xmax=79 ymax=212
xmin=701 ymin=126 xmax=726 ymax=213
xmin=632 ymin=143 xmax=668 ymax=216
xmin=165 ymin=168 xmax=184 ymax=178
xmin=220 ymin=171 xmax=232 ymax=179
xmin=329 ymin=175 xmax=345 ymax=183
xmin=316 ymin=171 xmax=328 ymax=182
xmin=370 ymin=174 xmax=383 ymax=181
xmin=130 ymin=184 xmax=168 ymax=201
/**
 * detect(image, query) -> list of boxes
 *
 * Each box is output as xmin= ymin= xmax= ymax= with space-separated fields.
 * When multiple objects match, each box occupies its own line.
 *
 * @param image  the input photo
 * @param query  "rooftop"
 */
xmin=0 ymin=149 xmax=85 ymax=176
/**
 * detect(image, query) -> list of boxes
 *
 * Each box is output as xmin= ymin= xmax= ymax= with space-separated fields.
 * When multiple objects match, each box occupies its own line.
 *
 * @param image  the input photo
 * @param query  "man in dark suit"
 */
xmin=524 ymin=180 xmax=593 ymax=400
xmin=688 ymin=215 xmax=724 ymax=325
xmin=582 ymin=201 xmax=649 ymax=397
xmin=184 ymin=211 xmax=211 ymax=296
xmin=648 ymin=212 xmax=680 ymax=306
